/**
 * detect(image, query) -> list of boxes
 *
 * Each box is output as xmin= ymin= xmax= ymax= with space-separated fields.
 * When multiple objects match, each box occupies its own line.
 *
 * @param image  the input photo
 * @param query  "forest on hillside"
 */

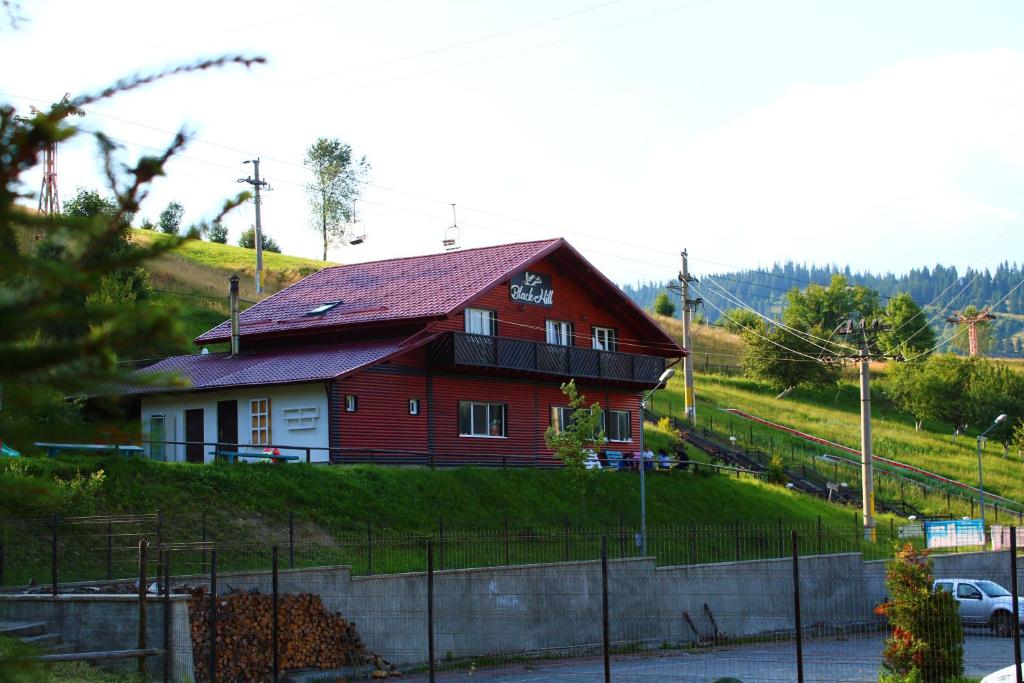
xmin=621 ymin=261 xmax=1024 ymax=357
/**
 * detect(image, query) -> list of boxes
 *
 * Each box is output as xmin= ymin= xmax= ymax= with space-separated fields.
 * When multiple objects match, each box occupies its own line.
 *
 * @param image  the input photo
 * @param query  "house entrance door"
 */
xmin=184 ymin=409 xmax=204 ymax=464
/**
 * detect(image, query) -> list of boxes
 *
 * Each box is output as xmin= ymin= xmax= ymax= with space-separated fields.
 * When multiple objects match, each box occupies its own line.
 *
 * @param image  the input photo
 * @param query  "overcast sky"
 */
xmin=4 ymin=0 xmax=1024 ymax=287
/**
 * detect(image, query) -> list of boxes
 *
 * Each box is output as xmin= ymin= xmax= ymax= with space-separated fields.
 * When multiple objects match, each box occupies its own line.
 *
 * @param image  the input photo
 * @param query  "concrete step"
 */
xmin=21 ymin=632 xmax=62 ymax=648
xmin=0 ymin=621 xmax=46 ymax=638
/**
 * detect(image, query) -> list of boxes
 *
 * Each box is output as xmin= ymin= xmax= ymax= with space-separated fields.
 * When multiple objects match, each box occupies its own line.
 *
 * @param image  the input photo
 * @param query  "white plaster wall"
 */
xmin=140 ymin=383 xmax=331 ymax=463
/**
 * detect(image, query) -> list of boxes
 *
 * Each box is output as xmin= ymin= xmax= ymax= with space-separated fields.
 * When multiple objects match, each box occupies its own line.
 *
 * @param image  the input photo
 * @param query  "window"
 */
xmin=409 ymin=399 xmax=420 ymax=416
xmin=305 ymin=301 xmax=342 ymax=316
xmin=592 ymin=326 xmax=618 ymax=352
xmin=282 ymin=406 xmax=318 ymax=430
xmin=956 ymin=583 xmax=982 ymax=600
xmin=546 ymin=320 xmax=574 ymax=346
xmin=148 ymin=414 xmax=170 ymax=461
xmin=550 ymin=406 xmax=573 ymax=433
xmin=465 ymin=308 xmax=497 ymax=336
xmin=345 ymin=395 xmax=358 ymax=412
xmin=604 ymin=409 xmax=632 ymax=442
xmin=250 ymin=398 xmax=271 ymax=445
xmin=459 ymin=401 xmax=507 ymax=437
xmin=934 ymin=582 xmax=953 ymax=594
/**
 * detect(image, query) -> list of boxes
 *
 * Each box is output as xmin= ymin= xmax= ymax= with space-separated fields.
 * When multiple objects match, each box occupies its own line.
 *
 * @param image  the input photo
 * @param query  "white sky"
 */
xmin=4 ymin=0 xmax=1024 ymax=286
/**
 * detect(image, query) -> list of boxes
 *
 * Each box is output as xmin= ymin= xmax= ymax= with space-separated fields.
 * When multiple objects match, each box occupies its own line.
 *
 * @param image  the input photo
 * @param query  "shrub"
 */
xmin=766 ymin=454 xmax=787 ymax=485
xmin=238 ymin=226 xmax=281 ymax=253
xmin=875 ymin=543 xmax=963 ymax=682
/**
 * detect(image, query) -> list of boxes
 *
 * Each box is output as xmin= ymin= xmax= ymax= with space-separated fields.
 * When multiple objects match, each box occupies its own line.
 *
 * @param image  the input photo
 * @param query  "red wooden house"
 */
xmin=130 ymin=238 xmax=685 ymax=464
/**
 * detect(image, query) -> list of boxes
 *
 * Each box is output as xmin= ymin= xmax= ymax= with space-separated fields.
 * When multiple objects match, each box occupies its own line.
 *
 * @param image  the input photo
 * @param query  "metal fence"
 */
xmin=5 ymin=525 xmax=1024 ymax=682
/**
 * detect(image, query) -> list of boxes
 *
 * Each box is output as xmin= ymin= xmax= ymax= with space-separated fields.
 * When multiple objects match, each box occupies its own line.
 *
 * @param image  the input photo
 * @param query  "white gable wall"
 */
xmin=140 ymin=383 xmax=330 ymax=463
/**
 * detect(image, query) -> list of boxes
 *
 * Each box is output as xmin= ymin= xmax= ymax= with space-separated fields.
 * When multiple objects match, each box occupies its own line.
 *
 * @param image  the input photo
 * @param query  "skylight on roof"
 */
xmin=305 ymin=301 xmax=342 ymax=316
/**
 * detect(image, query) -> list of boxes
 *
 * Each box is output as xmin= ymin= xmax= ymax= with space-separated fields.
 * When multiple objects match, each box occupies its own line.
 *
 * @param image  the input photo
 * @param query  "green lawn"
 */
xmin=0 ymin=636 xmax=142 ymax=682
xmin=652 ymin=371 xmax=1024 ymax=519
xmin=0 ymin=455 xmax=899 ymax=584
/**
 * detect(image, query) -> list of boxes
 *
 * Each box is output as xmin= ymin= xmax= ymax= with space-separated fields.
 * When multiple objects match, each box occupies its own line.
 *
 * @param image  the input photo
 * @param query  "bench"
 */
xmin=209 ymin=450 xmax=300 ymax=464
xmin=34 ymin=442 xmax=145 ymax=458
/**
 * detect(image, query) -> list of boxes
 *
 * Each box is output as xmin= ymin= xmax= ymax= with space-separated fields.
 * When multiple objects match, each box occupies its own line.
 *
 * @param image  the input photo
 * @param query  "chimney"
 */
xmin=229 ymin=275 xmax=240 ymax=356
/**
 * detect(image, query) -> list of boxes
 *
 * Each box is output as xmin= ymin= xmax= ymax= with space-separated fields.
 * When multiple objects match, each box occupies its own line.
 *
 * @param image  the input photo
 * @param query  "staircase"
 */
xmin=0 ymin=621 xmax=65 ymax=653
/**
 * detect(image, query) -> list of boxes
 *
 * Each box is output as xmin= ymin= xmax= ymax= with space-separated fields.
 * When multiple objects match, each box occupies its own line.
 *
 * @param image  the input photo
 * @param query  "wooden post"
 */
xmin=137 ymin=539 xmax=148 ymax=675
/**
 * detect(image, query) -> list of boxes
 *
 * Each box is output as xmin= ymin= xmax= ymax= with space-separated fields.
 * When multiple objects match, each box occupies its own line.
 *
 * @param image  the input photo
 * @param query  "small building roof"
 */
xmin=123 ymin=337 xmax=413 ymax=395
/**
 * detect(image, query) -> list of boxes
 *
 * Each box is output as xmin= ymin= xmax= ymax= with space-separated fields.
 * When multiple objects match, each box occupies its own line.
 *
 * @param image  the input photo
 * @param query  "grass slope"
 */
xmin=652 ymin=370 xmax=1024 ymax=517
xmin=132 ymin=230 xmax=333 ymax=351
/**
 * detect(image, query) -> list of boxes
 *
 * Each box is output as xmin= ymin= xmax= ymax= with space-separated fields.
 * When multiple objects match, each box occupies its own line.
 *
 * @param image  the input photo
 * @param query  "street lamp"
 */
xmin=977 ymin=413 xmax=1008 ymax=530
xmin=637 ymin=367 xmax=676 ymax=556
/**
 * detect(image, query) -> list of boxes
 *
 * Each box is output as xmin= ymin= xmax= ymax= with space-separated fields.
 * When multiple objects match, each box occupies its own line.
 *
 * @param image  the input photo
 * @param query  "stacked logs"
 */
xmin=188 ymin=587 xmax=376 ymax=682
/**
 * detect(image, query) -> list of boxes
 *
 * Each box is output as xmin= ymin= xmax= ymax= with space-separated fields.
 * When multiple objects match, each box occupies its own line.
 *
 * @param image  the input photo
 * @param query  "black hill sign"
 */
xmin=510 ymin=270 xmax=553 ymax=306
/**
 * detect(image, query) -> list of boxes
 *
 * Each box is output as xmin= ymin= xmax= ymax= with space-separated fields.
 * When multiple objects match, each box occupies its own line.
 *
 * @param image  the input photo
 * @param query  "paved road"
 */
xmin=403 ymin=633 xmax=1019 ymax=682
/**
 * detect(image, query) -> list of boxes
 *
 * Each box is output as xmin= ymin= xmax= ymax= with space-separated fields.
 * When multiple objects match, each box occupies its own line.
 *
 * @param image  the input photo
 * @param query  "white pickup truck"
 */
xmin=933 ymin=578 xmax=1024 ymax=637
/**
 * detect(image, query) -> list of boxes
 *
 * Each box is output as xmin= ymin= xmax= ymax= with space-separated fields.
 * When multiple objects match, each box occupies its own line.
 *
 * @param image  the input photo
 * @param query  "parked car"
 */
xmin=981 ymin=663 xmax=1023 ymax=683
xmin=933 ymin=578 xmax=1024 ymax=637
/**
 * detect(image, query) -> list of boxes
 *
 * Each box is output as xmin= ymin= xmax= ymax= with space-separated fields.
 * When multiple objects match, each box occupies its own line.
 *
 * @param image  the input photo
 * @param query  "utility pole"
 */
xmin=238 ymin=159 xmax=269 ymax=295
xmin=678 ymin=250 xmax=700 ymax=425
xmin=946 ymin=308 xmax=995 ymax=357
xmin=858 ymin=348 xmax=875 ymax=543
xmin=839 ymin=318 xmax=890 ymax=542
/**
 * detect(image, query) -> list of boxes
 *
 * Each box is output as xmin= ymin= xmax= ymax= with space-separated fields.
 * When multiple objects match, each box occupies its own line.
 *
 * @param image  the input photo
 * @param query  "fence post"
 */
xmin=367 ymin=522 xmax=374 ymax=575
xmin=106 ymin=519 xmax=113 ymax=581
xmin=564 ymin=514 xmax=571 ymax=561
xmin=689 ymin=522 xmax=697 ymax=564
xmin=137 ymin=539 xmax=148 ymax=675
xmin=734 ymin=520 xmax=741 ymax=562
xmin=50 ymin=514 xmax=58 ymax=596
xmin=288 ymin=512 xmax=295 ymax=569
xmin=504 ymin=515 xmax=510 ymax=565
xmin=427 ymin=539 xmax=435 ymax=683
xmin=0 ymin=518 xmax=5 ymax=587
xmin=438 ymin=518 xmax=446 ymax=570
xmin=1011 ymin=526 xmax=1022 ymax=683
xmin=157 ymin=509 xmax=164 ymax=548
xmin=777 ymin=517 xmax=784 ymax=558
xmin=791 ymin=530 xmax=804 ymax=683
xmin=201 ymin=511 xmax=208 ymax=575
xmin=816 ymin=516 xmax=822 ymax=555
xmin=163 ymin=549 xmax=172 ymax=683
xmin=209 ymin=548 xmax=218 ymax=683
xmin=305 ymin=447 xmax=311 ymax=464
xmin=272 ymin=545 xmax=280 ymax=683
xmin=601 ymin=535 xmax=610 ymax=683
xmin=618 ymin=511 xmax=626 ymax=558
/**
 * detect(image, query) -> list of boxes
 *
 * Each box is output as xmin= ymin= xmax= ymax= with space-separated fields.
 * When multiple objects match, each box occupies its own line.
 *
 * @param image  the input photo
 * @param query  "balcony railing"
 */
xmin=429 ymin=332 xmax=666 ymax=385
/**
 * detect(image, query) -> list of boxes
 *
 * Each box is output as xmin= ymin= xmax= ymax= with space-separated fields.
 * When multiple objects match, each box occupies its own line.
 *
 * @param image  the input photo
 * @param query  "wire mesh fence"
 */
xmin=4 ymin=519 xmax=1024 ymax=681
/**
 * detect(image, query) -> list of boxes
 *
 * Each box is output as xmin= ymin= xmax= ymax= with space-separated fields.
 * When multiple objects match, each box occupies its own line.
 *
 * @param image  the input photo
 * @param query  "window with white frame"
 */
xmin=550 ymin=406 xmax=573 ymax=433
xmin=464 ymin=308 xmax=497 ymax=336
xmin=409 ymin=399 xmax=420 ymax=415
xmin=458 ymin=401 xmax=507 ymax=437
xmin=545 ymin=320 xmax=574 ymax=346
xmin=604 ymin=409 xmax=631 ymax=442
xmin=250 ymin=398 xmax=271 ymax=444
xmin=282 ymin=406 xmax=318 ymax=430
xmin=592 ymin=326 xmax=618 ymax=352
xmin=345 ymin=395 xmax=358 ymax=412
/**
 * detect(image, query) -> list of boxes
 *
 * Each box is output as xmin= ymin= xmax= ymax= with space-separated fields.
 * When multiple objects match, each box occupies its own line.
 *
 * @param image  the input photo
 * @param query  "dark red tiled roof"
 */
xmin=195 ymin=239 xmax=563 ymax=343
xmin=124 ymin=338 xmax=410 ymax=394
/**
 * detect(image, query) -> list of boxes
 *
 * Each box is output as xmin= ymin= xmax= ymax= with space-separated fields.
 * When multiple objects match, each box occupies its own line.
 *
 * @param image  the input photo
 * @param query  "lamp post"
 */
xmin=637 ymin=367 xmax=676 ymax=556
xmin=977 ymin=413 xmax=1007 ymax=531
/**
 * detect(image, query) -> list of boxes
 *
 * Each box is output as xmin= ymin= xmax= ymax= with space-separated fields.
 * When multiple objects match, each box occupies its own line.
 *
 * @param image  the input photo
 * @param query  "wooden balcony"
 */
xmin=429 ymin=332 xmax=666 ymax=386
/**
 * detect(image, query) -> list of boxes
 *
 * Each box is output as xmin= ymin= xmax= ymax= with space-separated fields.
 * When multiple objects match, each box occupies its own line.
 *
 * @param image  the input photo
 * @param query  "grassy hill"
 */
xmin=132 ymin=230 xmax=332 ymax=353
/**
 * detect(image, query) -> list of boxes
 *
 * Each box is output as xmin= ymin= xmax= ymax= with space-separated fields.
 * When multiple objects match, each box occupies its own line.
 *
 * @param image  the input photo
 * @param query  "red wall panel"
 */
xmin=431 ymin=254 xmax=655 ymax=355
xmin=332 ymin=366 xmax=428 ymax=452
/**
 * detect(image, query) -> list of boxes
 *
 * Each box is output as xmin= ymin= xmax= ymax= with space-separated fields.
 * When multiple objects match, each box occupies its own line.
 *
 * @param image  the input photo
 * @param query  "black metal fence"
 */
xmin=5 ymin=523 xmax=1024 ymax=682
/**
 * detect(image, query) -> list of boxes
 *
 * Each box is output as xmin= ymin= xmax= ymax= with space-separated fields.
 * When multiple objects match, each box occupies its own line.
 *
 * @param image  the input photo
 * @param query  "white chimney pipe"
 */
xmin=229 ymin=275 xmax=240 ymax=356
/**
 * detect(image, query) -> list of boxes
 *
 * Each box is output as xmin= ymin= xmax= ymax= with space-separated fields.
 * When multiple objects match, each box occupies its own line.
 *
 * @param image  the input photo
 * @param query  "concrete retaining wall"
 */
xmin=6 ymin=549 xmax=1022 ymax=673
xmin=0 ymin=593 xmax=193 ymax=680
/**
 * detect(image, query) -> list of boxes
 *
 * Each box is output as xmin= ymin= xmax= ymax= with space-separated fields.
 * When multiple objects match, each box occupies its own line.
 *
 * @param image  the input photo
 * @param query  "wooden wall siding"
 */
xmin=432 ymin=254 xmax=649 ymax=353
xmin=332 ymin=364 xmax=642 ymax=459
xmin=331 ymin=371 xmax=428 ymax=452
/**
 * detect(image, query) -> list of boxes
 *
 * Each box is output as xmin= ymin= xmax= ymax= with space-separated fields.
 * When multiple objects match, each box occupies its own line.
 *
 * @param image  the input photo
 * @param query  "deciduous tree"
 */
xmin=304 ymin=137 xmax=369 ymax=261
xmin=157 ymin=200 xmax=184 ymax=235
xmin=653 ymin=291 xmax=675 ymax=317
xmin=878 ymin=292 xmax=937 ymax=359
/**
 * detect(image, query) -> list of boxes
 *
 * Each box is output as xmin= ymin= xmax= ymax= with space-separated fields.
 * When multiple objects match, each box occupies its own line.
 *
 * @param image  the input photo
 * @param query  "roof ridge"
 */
xmin=318 ymin=237 xmax=563 ymax=271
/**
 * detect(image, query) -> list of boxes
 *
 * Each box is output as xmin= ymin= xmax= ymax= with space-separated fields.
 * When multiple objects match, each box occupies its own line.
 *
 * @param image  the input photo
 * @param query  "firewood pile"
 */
xmin=187 ymin=586 xmax=396 ymax=682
